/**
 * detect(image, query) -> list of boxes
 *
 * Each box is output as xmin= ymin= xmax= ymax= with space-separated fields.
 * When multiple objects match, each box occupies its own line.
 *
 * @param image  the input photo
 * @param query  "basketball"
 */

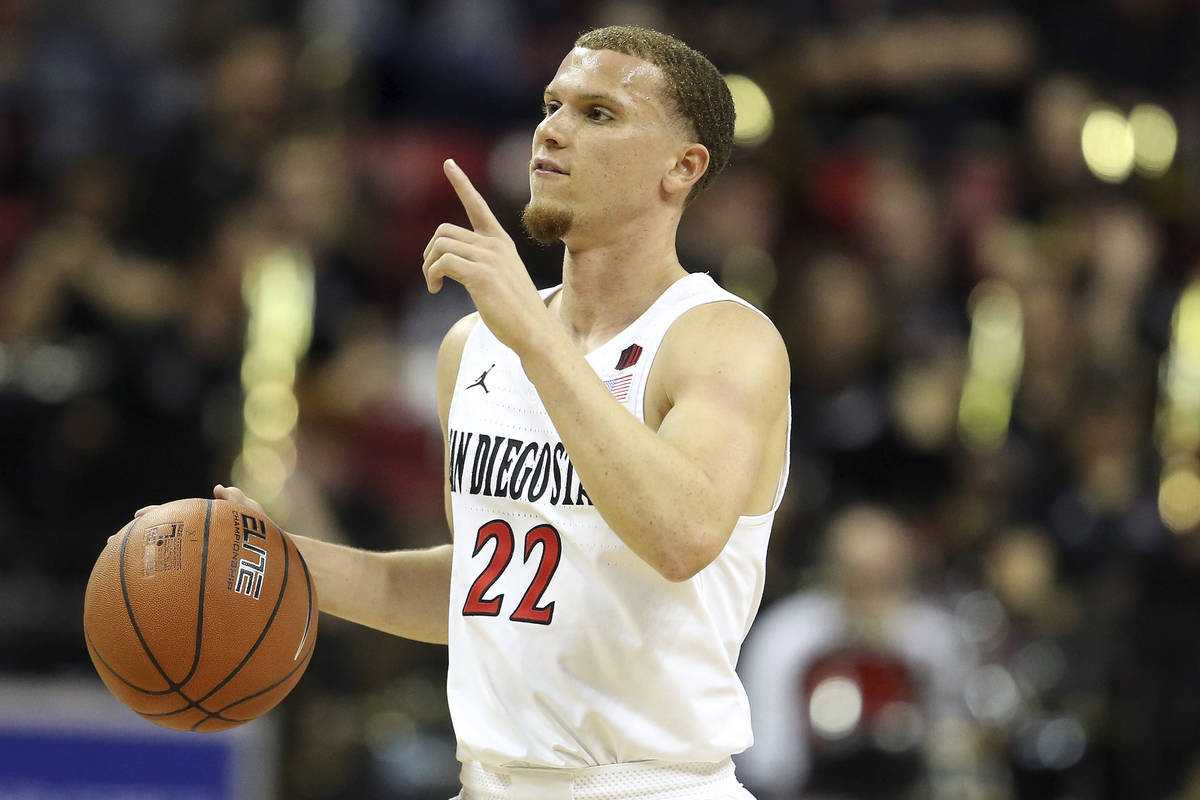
xmin=83 ymin=498 xmax=318 ymax=732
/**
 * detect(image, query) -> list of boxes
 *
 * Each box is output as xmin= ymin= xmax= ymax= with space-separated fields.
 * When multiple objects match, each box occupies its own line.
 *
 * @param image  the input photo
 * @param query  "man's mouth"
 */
xmin=532 ymin=158 xmax=569 ymax=175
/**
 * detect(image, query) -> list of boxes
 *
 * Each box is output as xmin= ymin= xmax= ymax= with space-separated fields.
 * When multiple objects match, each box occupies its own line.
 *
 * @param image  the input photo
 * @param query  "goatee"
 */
xmin=521 ymin=202 xmax=574 ymax=245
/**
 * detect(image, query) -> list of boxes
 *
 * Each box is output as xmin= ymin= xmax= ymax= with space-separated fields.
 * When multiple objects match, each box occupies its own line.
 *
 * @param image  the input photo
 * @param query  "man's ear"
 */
xmin=663 ymin=143 xmax=710 ymax=199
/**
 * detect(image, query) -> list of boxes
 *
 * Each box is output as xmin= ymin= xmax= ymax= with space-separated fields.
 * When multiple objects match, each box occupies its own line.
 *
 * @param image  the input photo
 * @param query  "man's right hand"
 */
xmin=134 ymin=484 xmax=265 ymax=519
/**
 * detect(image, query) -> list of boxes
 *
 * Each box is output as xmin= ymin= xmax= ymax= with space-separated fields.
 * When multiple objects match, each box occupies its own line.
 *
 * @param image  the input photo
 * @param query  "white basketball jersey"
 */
xmin=445 ymin=272 xmax=789 ymax=768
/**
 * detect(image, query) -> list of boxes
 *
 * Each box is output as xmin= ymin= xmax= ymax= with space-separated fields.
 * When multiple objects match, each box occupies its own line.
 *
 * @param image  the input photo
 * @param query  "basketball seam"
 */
xmin=187 ymin=517 xmax=292 ymax=718
xmin=84 ymin=521 xmax=178 ymax=695
xmin=92 ymin=502 xmax=315 ymax=730
xmin=206 ymin=628 xmax=317 ymax=723
xmin=160 ymin=644 xmax=313 ymax=727
xmin=188 ymin=533 xmax=319 ymax=731
xmin=84 ymin=605 xmax=178 ymax=694
xmin=112 ymin=500 xmax=242 ymax=724
xmin=116 ymin=502 xmax=211 ymax=691
xmin=295 ymin=540 xmax=314 ymax=661
xmin=190 ymin=498 xmax=212 ymax=683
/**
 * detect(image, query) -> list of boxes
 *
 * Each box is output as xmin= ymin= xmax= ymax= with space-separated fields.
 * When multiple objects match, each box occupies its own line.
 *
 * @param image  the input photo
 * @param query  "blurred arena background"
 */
xmin=1 ymin=0 xmax=1198 ymax=798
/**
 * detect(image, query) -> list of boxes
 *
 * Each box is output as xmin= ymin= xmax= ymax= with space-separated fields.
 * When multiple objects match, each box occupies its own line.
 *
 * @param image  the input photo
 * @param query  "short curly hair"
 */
xmin=574 ymin=25 xmax=735 ymax=201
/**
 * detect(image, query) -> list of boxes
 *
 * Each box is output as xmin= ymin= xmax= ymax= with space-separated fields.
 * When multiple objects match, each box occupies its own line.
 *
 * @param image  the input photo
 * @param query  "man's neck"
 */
xmin=552 ymin=227 xmax=687 ymax=353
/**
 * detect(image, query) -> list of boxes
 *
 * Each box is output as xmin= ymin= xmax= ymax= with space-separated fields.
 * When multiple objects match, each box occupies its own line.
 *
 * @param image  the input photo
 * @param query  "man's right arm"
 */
xmin=284 ymin=534 xmax=453 ymax=644
xmin=143 ymin=314 xmax=477 ymax=646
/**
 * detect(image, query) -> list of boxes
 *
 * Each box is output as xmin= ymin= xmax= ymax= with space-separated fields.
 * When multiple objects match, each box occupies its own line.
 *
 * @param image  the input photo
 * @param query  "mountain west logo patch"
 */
xmin=616 ymin=344 xmax=643 ymax=370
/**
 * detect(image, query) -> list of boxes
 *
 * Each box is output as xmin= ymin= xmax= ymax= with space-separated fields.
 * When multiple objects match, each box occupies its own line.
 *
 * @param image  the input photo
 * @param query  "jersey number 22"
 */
xmin=462 ymin=520 xmax=561 ymax=625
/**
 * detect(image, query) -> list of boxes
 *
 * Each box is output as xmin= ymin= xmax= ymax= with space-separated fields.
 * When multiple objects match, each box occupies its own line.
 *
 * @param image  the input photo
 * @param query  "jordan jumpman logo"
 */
xmin=467 ymin=364 xmax=496 ymax=393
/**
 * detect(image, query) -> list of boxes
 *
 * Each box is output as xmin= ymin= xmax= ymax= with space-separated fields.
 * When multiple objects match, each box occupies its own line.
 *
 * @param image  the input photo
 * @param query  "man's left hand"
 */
xmin=422 ymin=159 xmax=553 ymax=354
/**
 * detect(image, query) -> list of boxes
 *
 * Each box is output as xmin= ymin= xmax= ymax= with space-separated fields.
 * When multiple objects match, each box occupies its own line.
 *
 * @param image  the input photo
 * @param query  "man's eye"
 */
xmin=587 ymin=107 xmax=613 ymax=122
xmin=541 ymin=102 xmax=561 ymax=117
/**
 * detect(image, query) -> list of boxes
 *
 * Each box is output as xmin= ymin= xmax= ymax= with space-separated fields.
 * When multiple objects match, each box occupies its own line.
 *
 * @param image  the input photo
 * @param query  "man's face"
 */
xmin=523 ymin=47 xmax=687 ymax=245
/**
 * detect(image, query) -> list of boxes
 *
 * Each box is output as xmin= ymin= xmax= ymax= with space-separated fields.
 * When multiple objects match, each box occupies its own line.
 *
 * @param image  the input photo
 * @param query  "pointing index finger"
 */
xmin=444 ymin=159 xmax=501 ymax=234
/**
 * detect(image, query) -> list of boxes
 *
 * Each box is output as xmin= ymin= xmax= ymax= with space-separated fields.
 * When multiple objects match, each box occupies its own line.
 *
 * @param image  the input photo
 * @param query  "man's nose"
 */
xmin=536 ymin=109 xmax=569 ymax=149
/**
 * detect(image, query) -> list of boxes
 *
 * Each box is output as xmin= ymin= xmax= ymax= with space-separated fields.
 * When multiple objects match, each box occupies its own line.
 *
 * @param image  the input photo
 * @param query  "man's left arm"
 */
xmin=520 ymin=301 xmax=790 ymax=582
xmin=423 ymin=160 xmax=790 ymax=581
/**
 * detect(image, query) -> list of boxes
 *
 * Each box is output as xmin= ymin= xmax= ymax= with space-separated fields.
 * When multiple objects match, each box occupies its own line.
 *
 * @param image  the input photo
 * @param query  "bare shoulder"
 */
xmin=659 ymin=300 xmax=790 ymax=398
xmin=438 ymin=312 xmax=481 ymax=368
xmin=650 ymin=299 xmax=790 ymax=515
xmin=436 ymin=312 xmax=481 ymax=421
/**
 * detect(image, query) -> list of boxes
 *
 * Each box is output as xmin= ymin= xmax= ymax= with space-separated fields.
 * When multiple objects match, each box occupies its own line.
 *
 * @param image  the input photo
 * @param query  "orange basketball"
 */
xmin=83 ymin=498 xmax=318 ymax=731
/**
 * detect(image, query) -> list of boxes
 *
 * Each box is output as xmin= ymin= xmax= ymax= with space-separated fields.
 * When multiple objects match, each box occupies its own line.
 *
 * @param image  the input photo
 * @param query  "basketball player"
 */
xmin=142 ymin=25 xmax=790 ymax=800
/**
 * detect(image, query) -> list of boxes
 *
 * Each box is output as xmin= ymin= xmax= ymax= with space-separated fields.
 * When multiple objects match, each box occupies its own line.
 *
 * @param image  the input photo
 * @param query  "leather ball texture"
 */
xmin=83 ymin=498 xmax=318 ymax=731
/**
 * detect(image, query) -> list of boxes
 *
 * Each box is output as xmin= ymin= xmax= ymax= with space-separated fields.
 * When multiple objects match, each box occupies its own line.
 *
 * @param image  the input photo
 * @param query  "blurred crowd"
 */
xmin=2 ymin=1 xmax=1200 ymax=798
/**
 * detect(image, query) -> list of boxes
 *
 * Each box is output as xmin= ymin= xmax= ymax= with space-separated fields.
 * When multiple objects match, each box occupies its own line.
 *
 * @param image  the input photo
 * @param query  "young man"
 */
xmin=149 ymin=25 xmax=790 ymax=800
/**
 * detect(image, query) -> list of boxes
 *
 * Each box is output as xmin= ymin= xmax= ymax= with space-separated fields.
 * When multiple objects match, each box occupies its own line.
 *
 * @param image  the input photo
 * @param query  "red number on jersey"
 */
xmin=461 ymin=521 xmax=562 ymax=624
xmin=509 ymin=524 xmax=561 ymax=625
xmin=461 ymin=520 xmax=514 ymax=616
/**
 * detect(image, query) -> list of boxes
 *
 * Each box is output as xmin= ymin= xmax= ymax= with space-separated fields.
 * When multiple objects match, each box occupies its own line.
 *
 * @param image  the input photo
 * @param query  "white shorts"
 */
xmin=451 ymin=758 xmax=756 ymax=800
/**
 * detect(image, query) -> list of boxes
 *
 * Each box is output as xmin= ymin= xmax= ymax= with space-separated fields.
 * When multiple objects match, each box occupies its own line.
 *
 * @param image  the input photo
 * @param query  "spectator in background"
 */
xmin=4 ymin=2 xmax=1200 ymax=797
xmin=0 ymin=152 xmax=197 ymax=584
xmin=950 ymin=525 xmax=1107 ymax=799
xmin=0 ymin=20 xmax=304 ymax=670
xmin=739 ymin=503 xmax=979 ymax=800
xmin=0 ymin=154 xmax=180 ymax=344
xmin=123 ymin=26 xmax=295 ymax=265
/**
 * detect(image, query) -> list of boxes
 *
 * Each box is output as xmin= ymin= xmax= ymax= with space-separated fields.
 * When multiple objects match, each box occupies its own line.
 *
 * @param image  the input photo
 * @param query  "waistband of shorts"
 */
xmin=460 ymin=758 xmax=738 ymax=800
